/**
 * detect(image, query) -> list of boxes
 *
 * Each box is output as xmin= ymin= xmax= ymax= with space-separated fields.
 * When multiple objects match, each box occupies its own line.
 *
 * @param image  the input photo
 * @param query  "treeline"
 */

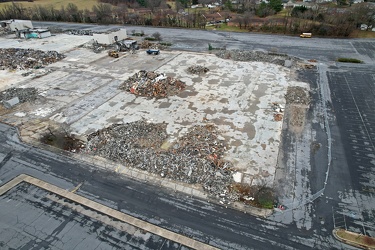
xmin=235 ymin=2 xmax=375 ymax=37
xmin=0 ymin=1 xmax=374 ymax=37
xmin=0 ymin=2 xmax=206 ymax=28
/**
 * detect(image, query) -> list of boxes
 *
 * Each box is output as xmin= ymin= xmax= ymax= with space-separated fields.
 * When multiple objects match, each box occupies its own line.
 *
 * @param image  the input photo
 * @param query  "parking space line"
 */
xmin=0 ymin=174 xmax=218 ymax=250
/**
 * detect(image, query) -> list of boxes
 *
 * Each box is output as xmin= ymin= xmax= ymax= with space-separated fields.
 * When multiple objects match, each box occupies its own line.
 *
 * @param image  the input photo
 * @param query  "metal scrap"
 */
xmin=84 ymin=121 xmax=235 ymax=199
xmin=119 ymin=70 xmax=186 ymax=98
xmin=0 ymin=48 xmax=65 ymax=70
xmin=188 ymin=65 xmax=209 ymax=75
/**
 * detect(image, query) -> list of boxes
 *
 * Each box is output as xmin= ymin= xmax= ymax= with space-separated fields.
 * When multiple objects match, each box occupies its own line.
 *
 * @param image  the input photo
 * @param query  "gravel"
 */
xmin=0 ymin=87 xmax=39 ymax=103
xmin=285 ymin=86 xmax=310 ymax=105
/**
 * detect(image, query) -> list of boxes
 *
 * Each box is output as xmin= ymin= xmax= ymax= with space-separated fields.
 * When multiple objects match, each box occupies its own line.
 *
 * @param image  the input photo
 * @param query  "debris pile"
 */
xmin=119 ymin=70 xmax=186 ymax=98
xmin=215 ymin=50 xmax=296 ymax=66
xmin=188 ymin=65 xmax=209 ymax=75
xmin=140 ymin=40 xmax=167 ymax=50
xmin=285 ymin=86 xmax=310 ymax=105
xmin=140 ymin=40 xmax=153 ymax=49
xmin=0 ymin=48 xmax=65 ymax=70
xmin=84 ymin=121 xmax=235 ymax=199
xmin=67 ymin=29 xmax=93 ymax=36
xmin=0 ymin=87 xmax=38 ymax=103
xmin=0 ymin=27 xmax=11 ymax=36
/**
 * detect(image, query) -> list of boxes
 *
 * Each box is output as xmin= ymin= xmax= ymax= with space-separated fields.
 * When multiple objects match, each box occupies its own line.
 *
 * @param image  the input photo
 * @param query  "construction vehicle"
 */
xmin=146 ymin=49 xmax=160 ymax=55
xmin=300 ymin=33 xmax=312 ymax=38
xmin=108 ymin=50 xmax=119 ymax=58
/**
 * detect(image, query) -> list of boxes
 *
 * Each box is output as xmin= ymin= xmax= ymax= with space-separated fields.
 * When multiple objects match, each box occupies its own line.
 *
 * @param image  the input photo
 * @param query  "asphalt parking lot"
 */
xmin=0 ymin=182 xmax=190 ymax=250
xmin=327 ymin=65 xmax=375 ymax=235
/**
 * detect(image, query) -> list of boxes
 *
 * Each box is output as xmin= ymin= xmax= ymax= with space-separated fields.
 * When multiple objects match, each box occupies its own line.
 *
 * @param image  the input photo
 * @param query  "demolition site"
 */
xmin=0 ymin=21 xmax=312 ymax=214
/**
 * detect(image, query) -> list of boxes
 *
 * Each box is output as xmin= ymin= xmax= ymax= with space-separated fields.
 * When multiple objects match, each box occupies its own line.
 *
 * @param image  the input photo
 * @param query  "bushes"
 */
xmin=337 ymin=58 xmax=363 ymax=63
xmin=256 ymin=187 xmax=275 ymax=209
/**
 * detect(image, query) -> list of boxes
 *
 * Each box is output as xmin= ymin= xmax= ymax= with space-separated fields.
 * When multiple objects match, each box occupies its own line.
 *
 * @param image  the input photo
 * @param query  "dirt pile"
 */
xmin=0 ymin=48 xmax=65 ymax=70
xmin=119 ymin=70 xmax=186 ymax=98
xmin=84 ymin=121 xmax=234 ymax=198
xmin=188 ymin=65 xmax=209 ymax=74
xmin=285 ymin=86 xmax=310 ymax=105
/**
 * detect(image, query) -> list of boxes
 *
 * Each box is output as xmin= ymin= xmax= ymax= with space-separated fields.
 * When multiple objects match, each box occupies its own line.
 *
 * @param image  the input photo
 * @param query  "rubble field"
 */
xmin=215 ymin=50 xmax=298 ymax=66
xmin=85 ymin=120 xmax=235 ymax=198
xmin=119 ymin=70 xmax=186 ymax=98
xmin=0 ymin=48 xmax=65 ymax=70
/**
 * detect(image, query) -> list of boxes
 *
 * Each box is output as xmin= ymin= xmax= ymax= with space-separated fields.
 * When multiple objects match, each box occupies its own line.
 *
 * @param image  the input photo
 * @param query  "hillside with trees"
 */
xmin=0 ymin=0 xmax=374 ymax=37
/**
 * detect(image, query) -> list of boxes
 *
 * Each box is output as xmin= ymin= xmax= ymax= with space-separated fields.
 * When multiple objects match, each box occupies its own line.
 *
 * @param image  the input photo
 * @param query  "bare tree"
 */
xmin=92 ymin=3 xmax=113 ymax=24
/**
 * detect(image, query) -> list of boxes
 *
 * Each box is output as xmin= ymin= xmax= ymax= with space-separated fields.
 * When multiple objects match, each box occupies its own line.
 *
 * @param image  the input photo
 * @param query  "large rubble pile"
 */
xmin=0 ymin=87 xmax=39 ymax=103
xmin=285 ymin=86 xmax=310 ymax=105
xmin=188 ymin=65 xmax=209 ymax=75
xmin=119 ymin=70 xmax=186 ymax=98
xmin=0 ymin=48 xmax=65 ymax=70
xmin=84 ymin=121 xmax=235 ymax=199
xmin=215 ymin=50 xmax=295 ymax=66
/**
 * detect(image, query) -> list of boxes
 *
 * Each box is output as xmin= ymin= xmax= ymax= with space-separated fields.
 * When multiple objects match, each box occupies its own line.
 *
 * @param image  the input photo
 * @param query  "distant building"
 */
xmin=0 ymin=19 xmax=33 ymax=31
xmin=93 ymin=29 xmax=127 ymax=45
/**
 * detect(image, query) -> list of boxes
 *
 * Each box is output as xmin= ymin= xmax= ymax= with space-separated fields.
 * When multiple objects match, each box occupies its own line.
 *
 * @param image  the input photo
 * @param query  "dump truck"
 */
xmin=300 ymin=33 xmax=312 ymax=38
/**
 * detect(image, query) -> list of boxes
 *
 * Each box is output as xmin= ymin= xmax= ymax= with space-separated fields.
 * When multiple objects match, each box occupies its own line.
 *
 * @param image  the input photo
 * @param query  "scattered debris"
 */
xmin=215 ymin=50 xmax=297 ymax=66
xmin=188 ymin=65 xmax=209 ymax=75
xmin=0 ymin=87 xmax=39 ymax=106
xmin=308 ymin=59 xmax=317 ymax=63
xmin=83 ymin=121 xmax=235 ymax=199
xmin=119 ymin=70 xmax=186 ymax=98
xmin=274 ymin=114 xmax=283 ymax=121
xmin=285 ymin=86 xmax=310 ymax=105
xmin=0 ymin=48 xmax=65 ymax=70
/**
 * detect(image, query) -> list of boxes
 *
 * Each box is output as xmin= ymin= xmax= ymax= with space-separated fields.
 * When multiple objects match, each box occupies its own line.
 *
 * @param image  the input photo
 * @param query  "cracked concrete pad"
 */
xmin=0 ymin=33 xmax=309 ymax=187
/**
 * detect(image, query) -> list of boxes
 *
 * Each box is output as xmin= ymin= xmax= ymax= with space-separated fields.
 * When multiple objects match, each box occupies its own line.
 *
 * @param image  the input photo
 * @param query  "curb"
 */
xmin=333 ymin=229 xmax=375 ymax=250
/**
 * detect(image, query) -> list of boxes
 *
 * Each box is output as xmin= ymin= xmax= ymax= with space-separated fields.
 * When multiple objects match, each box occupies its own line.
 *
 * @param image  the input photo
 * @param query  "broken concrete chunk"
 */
xmin=3 ymin=96 xmax=19 ymax=109
xmin=284 ymin=60 xmax=292 ymax=68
